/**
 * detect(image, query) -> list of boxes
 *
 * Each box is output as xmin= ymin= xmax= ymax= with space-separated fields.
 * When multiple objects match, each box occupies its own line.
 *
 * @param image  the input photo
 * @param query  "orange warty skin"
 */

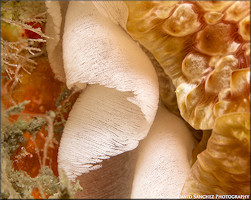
xmin=125 ymin=1 xmax=250 ymax=196
xmin=1 ymin=1 xmax=250 ymax=198
xmin=126 ymin=1 xmax=250 ymax=129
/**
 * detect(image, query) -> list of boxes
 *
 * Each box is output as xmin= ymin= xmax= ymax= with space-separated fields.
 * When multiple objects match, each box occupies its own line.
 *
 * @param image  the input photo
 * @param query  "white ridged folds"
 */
xmin=46 ymin=1 xmax=196 ymax=198
xmin=46 ymin=1 xmax=159 ymax=180
xmin=46 ymin=1 xmax=68 ymax=82
xmin=131 ymin=103 xmax=195 ymax=198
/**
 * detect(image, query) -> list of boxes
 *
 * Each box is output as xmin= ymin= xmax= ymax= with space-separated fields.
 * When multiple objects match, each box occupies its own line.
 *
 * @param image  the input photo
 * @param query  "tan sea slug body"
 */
xmin=46 ymin=1 xmax=250 ymax=198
